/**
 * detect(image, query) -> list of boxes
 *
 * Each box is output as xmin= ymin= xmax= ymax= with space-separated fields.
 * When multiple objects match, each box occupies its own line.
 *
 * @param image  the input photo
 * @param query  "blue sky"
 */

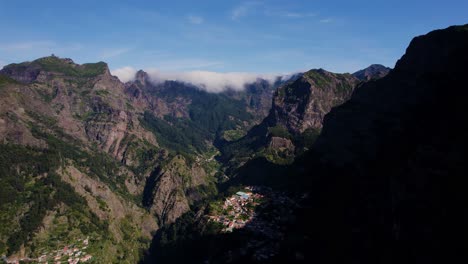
xmin=0 ymin=0 xmax=467 ymax=75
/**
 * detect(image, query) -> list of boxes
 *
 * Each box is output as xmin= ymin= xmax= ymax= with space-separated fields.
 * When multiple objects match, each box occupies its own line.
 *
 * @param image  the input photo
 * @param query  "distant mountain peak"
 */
xmin=0 ymin=56 xmax=110 ymax=84
xmin=352 ymin=64 xmax=391 ymax=81
xmin=135 ymin=69 xmax=150 ymax=84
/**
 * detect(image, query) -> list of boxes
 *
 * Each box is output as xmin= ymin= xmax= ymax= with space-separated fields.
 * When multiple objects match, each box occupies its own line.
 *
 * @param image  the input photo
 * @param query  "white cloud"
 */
xmin=231 ymin=1 xmax=260 ymax=20
xmin=111 ymin=67 xmax=137 ymax=83
xmin=265 ymin=10 xmax=317 ymax=19
xmin=99 ymin=48 xmax=130 ymax=59
xmin=146 ymin=70 xmax=280 ymax=92
xmin=111 ymin=66 xmax=296 ymax=93
xmin=319 ymin=18 xmax=333 ymax=23
xmin=187 ymin=15 xmax=204 ymax=24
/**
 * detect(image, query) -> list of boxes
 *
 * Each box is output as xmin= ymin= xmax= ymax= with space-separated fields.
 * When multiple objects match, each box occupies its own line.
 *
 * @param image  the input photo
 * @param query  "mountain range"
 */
xmin=1 ymin=24 xmax=466 ymax=264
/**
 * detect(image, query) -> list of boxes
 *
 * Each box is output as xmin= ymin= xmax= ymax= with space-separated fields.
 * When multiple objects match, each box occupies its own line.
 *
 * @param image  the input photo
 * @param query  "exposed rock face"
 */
xmin=269 ymin=136 xmax=295 ymax=150
xmin=145 ymin=156 xmax=208 ymax=225
xmin=295 ymin=24 xmax=468 ymax=263
xmin=0 ymin=63 xmax=41 ymax=83
xmin=124 ymin=72 xmax=192 ymax=119
xmin=267 ymin=69 xmax=359 ymax=134
xmin=352 ymin=64 xmax=391 ymax=81
xmin=61 ymin=166 xmax=158 ymax=240
xmin=220 ymin=69 xmax=360 ymax=166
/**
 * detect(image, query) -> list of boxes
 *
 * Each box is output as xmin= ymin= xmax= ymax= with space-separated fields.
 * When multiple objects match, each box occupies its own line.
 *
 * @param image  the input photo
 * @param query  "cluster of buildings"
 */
xmin=209 ymin=186 xmax=298 ymax=261
xmin=209 ymin=187 xmax=264 ymax=232
xmin=3 ymin=237 xmax=93 ymax=264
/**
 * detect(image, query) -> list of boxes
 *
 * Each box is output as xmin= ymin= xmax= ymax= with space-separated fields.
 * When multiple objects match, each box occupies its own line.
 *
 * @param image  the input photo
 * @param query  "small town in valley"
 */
xmin=2 ymin=237 xmax=92 ymax=264
xmin=209 ymin=186 xmax=263 ymax=232
xmin=208 ymin=186 xmax=298 ymax=260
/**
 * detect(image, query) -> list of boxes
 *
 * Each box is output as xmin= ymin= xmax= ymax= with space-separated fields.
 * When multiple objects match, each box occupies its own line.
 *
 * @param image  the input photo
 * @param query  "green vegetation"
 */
xmin=0 ymin=144 xmax=108 ymax=255
xmin=305 ymin=69 xmax=333 ymax=88
xmin=26 ymin=107 xmax=139 ymax=200
xmin=186 ymin=92 xmax=252 ymax=135
xmin=207 ymin=200 xmax=224 ymax=215
xmin=94 ymin=89 xmax=110 ymax=96
xmin=143 ymin=83 xmax=254 ymax=155
xmin=124 ymin=136 xmax=162 ymax=178
xmin=141 ymin=111 xmax=208 ymax=154
xmin=33 ymin=56 xmax=107 ymax=78
xmin=262 ymin=147 xmax=295 ymax=165
xmin=26 ymin=110 xmax=58 ymax=127
xmin=222 ymin=129 xmax=247 ymax=142
xmin=296 ymin=128 xmax=321 ymax=150
xmin=0 ymin=113 xmax=150 ymax=260
xmin=268 ymin=125 xmax=291 ymax=139
xmin=218 ymin=124 xmax=269 ymax=165
xmin=0 ymin=74 xmax=17 ymax=87
xmin=30 ymin=126 xmax=131 ymax=200
xmin=263 ymin=127 xmax=321 ymax=164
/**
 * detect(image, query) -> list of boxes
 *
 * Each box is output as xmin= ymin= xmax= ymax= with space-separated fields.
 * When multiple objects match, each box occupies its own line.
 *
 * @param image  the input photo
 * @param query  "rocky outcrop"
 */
xmin=0 ymin=63 xmax=41 ymax=83
xmin=269 ymin=136 xmax=295 ymax=150
xmin=145 ymin=156 xmax=208 ymax=225
xmin=61 ymin=165 xmax=158 ymax=239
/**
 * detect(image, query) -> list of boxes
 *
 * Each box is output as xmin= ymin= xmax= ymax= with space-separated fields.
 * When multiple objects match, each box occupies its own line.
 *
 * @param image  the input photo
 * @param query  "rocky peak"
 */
xmin=268 ymin=68 xmax=359 ymax=134
xmin=135 ymin=70 xmax=150 ymax=85
xmin=395 ymin=24 xmax=468 ymax=74
xmin=352 ymin=64 xmax=391 ymax=81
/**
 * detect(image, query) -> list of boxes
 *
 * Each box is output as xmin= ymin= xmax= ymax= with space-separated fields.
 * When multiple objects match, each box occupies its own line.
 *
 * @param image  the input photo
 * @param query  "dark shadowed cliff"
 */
xmin=290 ymin=24 xmax=468 ymax=264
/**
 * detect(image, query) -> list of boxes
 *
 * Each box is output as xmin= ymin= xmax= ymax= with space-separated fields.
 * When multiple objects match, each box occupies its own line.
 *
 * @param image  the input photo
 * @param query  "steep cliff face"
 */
xmin=221 ymin=69 xmax=360 ymax=165
xmin=124 ymin=70 xmax=192 ymax=119
xmin=143 ymin=155 xmax=212 ymax=225
xmin=268 ymin=69 xmax=359 ymax=134
xmin=291 ymin=24 xmax=468 ymax=264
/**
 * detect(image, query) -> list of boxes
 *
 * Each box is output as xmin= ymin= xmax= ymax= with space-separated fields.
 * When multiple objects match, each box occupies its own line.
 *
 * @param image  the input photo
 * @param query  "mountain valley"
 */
xmin=1 ymin=23 xmax=467 ymax=264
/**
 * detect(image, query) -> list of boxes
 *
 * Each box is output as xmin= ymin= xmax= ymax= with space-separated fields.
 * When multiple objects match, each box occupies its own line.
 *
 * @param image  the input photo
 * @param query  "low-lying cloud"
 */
xmin=112 ymin=67 xmax=137 ymax=83
xmin=111 ymin=67 xmax=296 ymax=93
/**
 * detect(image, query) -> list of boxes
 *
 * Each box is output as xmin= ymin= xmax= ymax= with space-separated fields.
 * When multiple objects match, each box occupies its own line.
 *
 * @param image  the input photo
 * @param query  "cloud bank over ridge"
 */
xmin=111 ymin=67 xmax=297 ymax=93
